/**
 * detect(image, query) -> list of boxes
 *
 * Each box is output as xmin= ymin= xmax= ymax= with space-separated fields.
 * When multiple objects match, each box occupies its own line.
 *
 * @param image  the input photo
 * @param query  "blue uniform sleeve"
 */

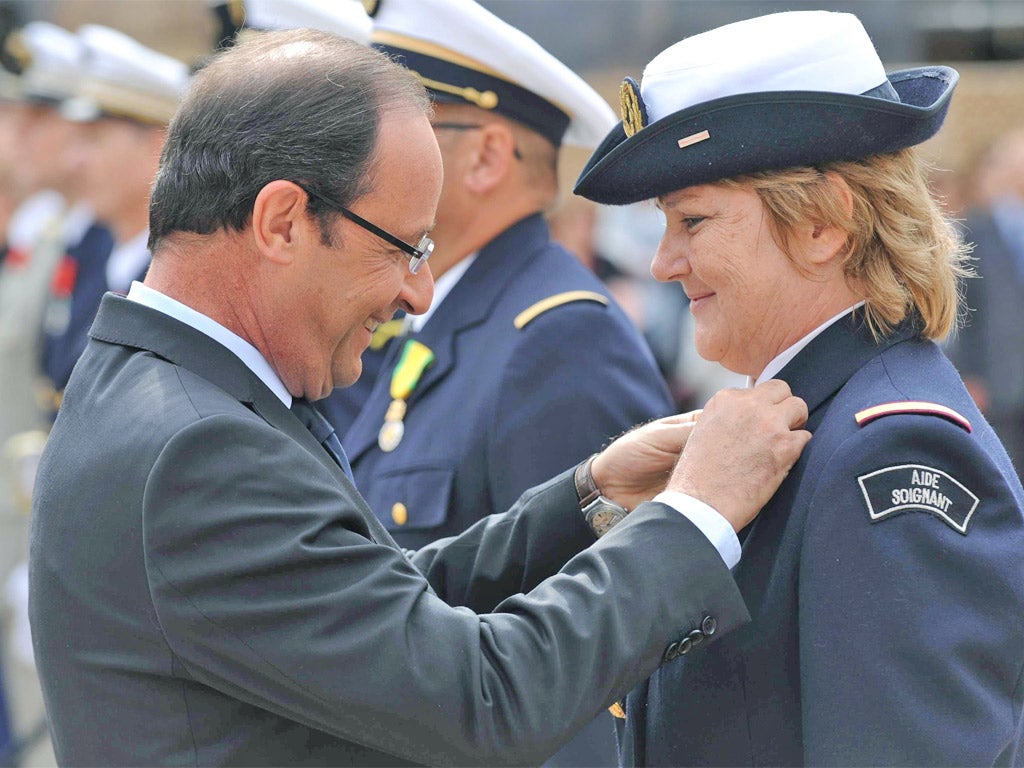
xmin=798 ymin=414 xmax=1024 ymax=765
xmin=486 ymin=300 xmax=674 ymax=513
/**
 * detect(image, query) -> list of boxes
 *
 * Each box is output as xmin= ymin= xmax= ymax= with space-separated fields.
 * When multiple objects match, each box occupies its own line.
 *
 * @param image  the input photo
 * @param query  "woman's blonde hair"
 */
xmin=720 ymin=149 xmax=971 ymax=340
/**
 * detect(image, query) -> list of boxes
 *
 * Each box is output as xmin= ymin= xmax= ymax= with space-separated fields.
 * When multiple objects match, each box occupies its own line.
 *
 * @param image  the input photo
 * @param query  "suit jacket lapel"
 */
xmin=89 ymin=293 xmax=344 ymax=481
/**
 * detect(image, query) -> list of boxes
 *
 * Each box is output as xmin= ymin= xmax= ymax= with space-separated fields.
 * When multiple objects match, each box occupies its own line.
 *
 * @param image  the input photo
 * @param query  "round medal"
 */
xmin=378 ymin=420 xmax=405 ymax=452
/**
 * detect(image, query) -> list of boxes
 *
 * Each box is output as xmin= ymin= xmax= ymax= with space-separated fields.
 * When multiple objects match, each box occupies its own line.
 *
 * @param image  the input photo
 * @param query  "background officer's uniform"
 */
xmin=39 ymin=209 xmax=114 ymax=418
xmin=336 ymin=2 xmax=675 ymax=764
xmin=345 ymin=213 xmax=673 ymax=545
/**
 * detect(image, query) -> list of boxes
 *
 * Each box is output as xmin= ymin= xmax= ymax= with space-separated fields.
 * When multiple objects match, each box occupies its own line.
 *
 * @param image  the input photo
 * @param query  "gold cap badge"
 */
xmin=620 ymin=77 xmax=647 ymax=138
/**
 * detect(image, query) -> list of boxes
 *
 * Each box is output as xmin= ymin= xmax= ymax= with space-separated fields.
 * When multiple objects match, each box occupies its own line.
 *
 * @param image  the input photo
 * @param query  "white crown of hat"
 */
xmin=18 ymin=21 xmax=86 ymax=102
xmin=641 ymin=11 xmax=889 ymax=125
xmin=64 ymin=25 xmax=190 ymax=125
xmin=371 ymin=0 xmax=616 ymax=149
xmin=239 ymin=0 xmax=372 ymax=43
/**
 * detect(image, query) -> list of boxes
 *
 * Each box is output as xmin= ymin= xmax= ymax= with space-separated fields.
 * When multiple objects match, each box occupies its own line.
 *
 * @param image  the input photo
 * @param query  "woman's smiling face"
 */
xmin=651 ymin=183 xmax=814 ymax=378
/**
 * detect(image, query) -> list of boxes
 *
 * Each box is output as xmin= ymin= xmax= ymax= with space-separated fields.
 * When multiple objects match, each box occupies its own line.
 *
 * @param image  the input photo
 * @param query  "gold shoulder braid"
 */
xmin=513 ymin=291 xmax=609 ymax=330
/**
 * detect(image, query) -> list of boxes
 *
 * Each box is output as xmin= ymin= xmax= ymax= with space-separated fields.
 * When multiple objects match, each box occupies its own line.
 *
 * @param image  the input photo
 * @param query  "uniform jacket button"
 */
xmin=687 ymin=628 xmax=704 ymax=648
xmin=678 ymin=636 xmax=693 ymax=655
xmin=701 ymin=615 xmax=717 ymax=637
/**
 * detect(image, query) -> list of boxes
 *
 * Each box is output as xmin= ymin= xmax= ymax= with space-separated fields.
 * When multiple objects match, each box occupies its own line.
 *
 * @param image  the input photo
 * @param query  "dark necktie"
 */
xmin=290 ymin=398 xmax=354 ymax=482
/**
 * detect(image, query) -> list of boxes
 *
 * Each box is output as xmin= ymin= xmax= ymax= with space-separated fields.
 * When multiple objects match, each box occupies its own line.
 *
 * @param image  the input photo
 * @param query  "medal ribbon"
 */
xmin=390 ymin=340 xmax=435 ymax=401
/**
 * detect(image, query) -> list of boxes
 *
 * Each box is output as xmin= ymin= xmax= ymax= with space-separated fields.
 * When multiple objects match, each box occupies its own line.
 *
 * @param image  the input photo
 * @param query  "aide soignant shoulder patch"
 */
xmin=857 ymin=464 xmax=979 ymax=534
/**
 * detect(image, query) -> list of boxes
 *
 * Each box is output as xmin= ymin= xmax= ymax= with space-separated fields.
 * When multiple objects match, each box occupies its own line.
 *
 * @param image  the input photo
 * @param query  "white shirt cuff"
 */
xmin=652 ymin=490 xmax=742 ymax=569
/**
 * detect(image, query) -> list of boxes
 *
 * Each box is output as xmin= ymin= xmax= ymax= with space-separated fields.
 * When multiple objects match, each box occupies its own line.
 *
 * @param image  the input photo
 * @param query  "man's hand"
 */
xmin=668 ymin=380 xmax=810 ymax=531
xmin=590 ymin=410 xmax=703 ymax=511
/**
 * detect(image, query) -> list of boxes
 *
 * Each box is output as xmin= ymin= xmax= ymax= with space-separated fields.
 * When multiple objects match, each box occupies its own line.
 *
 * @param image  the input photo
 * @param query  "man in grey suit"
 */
xmin=28 ymin=29 xmax=810 ymax=766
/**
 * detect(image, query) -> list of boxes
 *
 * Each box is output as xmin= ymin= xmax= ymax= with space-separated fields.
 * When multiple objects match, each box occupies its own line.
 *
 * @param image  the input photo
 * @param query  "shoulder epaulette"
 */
xmin=854 ymin=401 xmax=972 ymax=433
xmin=513 ymin=290 xmax=609 ymax=330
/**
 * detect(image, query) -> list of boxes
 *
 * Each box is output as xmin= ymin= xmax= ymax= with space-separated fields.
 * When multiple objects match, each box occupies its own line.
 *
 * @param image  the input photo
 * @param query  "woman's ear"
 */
xmin=806 ymin=172 xmax=854 ymax=266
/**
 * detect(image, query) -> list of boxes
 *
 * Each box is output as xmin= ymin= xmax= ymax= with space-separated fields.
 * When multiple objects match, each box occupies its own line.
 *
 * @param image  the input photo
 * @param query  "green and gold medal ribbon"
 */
xmin=378 ymin=339 xmax=435 ymax=452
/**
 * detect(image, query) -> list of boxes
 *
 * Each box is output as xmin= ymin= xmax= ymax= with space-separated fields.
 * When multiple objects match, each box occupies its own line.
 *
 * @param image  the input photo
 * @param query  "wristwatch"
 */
xmin=574 ymin=454 xmax=630 ymax=537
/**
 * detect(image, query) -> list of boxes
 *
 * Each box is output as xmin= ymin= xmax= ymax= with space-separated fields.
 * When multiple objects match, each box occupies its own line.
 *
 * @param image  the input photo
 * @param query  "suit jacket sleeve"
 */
xmin=144 ymin=411 xmax=748 ymax=766
xmin=408 ymin=468 xmax=604 ymax=612
xmin=798 ymin=415 xmax=1024 ymax=765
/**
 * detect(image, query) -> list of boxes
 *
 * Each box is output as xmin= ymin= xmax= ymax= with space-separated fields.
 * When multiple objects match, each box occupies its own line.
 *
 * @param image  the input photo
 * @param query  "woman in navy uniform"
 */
xmin=575 ymin=10 xmax=1024 ymax=766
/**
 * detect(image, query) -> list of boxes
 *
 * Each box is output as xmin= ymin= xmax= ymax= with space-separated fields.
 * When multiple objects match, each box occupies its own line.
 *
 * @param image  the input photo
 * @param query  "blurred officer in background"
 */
xmin=61 ymin=24 xmax=188 ymax=300
xmin=0 ymin=22 xmax=85 ymax=451
xmin=0 ymin=21 xmax=86 ymax=767
xmin=575 ymin=10 xmax=1024 ymax=765
xmin=338 ymin=5 xmax=674 ymax=761
xmin=344 ymin=0 xmax=674 ymax=538
xmin=945 ymin=126 xmax=1024 ymax=477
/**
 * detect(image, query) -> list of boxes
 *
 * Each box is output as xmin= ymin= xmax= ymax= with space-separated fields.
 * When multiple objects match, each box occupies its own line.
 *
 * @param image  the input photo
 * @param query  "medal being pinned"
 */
xmin=378 ymin=339 xmax=435 ymax=452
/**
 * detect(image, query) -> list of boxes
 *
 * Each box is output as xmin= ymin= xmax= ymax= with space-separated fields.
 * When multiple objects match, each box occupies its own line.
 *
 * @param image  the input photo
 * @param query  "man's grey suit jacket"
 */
xmin=29 ymin=293 xmax=748 ymax=766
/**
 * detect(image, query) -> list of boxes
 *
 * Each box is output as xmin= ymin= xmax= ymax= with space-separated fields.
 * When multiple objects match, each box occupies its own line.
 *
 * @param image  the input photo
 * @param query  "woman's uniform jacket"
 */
xmin=618 ymin=311 xmax=1024 ymax=767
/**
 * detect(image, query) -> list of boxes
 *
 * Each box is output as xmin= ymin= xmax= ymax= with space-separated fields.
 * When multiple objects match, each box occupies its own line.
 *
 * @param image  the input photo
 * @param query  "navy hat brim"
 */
xmin=574 ymin=66 xmax=958 ymax=205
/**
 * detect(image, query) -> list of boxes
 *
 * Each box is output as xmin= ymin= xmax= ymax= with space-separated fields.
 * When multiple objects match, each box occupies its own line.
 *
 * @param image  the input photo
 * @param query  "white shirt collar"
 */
xmin=106 ymin=230 xmax=152 ymax=293
xmin=753 ymin=301 xmax=865 ymax=386
xmin=126 ymin=281 xmax=292 ymax=407
xmin=405 ymin=254 xmax=477 ymax=333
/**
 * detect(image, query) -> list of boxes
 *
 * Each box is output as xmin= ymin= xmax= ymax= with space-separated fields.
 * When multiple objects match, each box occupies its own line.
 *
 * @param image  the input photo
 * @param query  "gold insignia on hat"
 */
xmin=4 ymin=31 xmax=32 ymax=71
xmin=620 ymin=77 xmax=647 ymax=138
xmin=226 ymin=0 xmax=245 ymax=27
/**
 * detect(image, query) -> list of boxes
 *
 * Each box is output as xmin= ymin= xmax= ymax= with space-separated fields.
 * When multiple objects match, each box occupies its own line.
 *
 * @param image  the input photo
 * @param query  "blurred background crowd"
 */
xmin=0 ymin=1 xmax=1021 ymax=765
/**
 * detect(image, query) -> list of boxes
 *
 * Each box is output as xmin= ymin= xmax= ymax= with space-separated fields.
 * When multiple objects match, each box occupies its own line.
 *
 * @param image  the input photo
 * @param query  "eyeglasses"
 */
xmin=296 ymin=183 xmax=434 ymax=275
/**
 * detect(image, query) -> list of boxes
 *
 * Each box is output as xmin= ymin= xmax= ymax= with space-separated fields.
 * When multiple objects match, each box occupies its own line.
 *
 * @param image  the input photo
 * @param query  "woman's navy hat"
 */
xmin=574 ymin=10 xmax=958 ymax=206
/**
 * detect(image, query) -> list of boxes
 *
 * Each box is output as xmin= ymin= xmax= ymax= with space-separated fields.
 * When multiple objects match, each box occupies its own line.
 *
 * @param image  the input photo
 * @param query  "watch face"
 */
xmin=585 ymin=498 xmax=629 ymax=537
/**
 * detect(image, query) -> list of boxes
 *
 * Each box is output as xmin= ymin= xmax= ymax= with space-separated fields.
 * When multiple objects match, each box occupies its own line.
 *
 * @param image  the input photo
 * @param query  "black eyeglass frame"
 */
xmin=295 ymin=182 xmax=434 ymax=274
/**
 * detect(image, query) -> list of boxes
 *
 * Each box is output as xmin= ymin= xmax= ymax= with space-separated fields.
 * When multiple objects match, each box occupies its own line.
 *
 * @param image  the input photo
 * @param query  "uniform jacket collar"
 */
xmin=777 ymin=309 xmax=920 ymax=423
xmin=345 ymin=213 xmax=551 ymax=463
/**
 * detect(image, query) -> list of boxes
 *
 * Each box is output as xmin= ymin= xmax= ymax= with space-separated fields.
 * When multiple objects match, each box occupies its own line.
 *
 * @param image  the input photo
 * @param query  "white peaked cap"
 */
xmin=17 ymin=21 xmax=85 ymax=103
xmin=63 ymin=25 xmax=189 ymax=126
xmin=239 ymin=0 xmax=372 ymax=43
xmin=369 ymin=0 xmax=616 ymax=149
